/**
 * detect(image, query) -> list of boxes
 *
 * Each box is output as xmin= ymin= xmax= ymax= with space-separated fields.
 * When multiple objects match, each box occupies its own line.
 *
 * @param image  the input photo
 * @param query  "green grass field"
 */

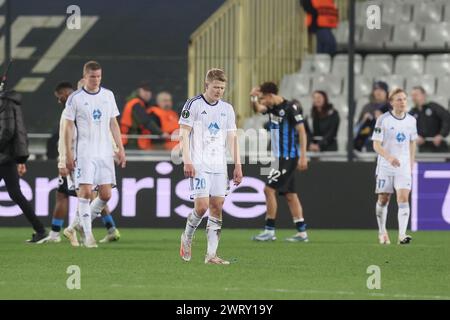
xmin=0 ymin=228 xmax=449 ymax=300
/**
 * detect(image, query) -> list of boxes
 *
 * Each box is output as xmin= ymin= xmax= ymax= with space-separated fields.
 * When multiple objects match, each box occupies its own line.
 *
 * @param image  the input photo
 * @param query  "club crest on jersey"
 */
xmin=279 ymin=110 xmax=285 ymax=116
xmin=208 ymin=122 xmax=220 ymax=135
xmin=396 ymin=132 xmax=406 ymax=143
xmin=93 ymin=109 xmax=102 ymax=120
xmin=181 ymin=110 xmax=190 ymax=119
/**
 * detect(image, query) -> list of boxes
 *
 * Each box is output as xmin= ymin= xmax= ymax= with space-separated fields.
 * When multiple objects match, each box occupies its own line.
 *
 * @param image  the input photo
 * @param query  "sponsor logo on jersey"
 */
xmin=295 ymin=114 xmax=304 ymax=122
xmin=396 ymin=132 xmax=406 ymax=143
xmin=208 ymin=122 xmax=220 ymax=135
xmin=201 ymin=110 xmax=207 ymax=115
xmin=93 ymin=109 xmax=102 ymax=120
xmin=374 ymin=127 xmax=382 ymax=134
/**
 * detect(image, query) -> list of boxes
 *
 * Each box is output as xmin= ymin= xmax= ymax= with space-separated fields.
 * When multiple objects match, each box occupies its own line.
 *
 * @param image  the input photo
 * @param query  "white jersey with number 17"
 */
xmin=372 ymin=111 xmax=417 ymax=176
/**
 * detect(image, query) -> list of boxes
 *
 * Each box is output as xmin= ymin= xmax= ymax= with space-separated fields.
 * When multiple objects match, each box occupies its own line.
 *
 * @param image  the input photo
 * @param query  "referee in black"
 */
xmin=250 ymin=82 xmax=310 ymax=242
xmin=0 ymin=90 xmax=47 ymax=242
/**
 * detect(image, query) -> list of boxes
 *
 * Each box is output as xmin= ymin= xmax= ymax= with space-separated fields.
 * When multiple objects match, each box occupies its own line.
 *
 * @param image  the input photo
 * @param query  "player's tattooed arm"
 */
xmin=64 ymin=119 xmax=76 ymax=171
xmin=296 ymin=123 xmax=308 ymax=171
xmin=180 ymin=124 xmax=195 ymax=178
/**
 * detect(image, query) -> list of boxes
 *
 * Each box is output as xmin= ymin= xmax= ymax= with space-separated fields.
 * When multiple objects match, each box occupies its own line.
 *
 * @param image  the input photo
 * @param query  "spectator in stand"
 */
xmin=354 ymin=81 xmax=390 ymax=151
xmin=120 ymin=82 xmax=167 ymax=150
xmin=300 ymin=0 xmax=339 ymax=55
xmin=309 ymin=90 xmax=339 ymax=152
xmin=148 ymin=92 xmax=179 ymax=150
xmin=410 ymin=86 xmax=450 ymax=153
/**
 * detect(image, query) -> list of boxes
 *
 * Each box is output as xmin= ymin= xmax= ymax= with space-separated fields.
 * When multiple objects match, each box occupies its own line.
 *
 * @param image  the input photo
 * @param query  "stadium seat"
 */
xmin=337 ymin=117 xmax=348 ymax=152
xmin=333 ymin=21 xmax=362 ymax=50
xmin=445 ymin=4 xmax=450 ymax=22
xmin=381 ymin=1 xmax=412 ymax=25
xmin=436 ymin=76 xmax=450 ymax=96
xmin=290 ymin=74 xmax=311 ymax=98
xmin=413 ymin=2 xmax=443 ymax=24
xmin=359 ymin=25 xmax=392 ymax=49
xmin=425 ymin=54 xmax=450 ymax=76
xmin=395 ymin=54 xmax=425 ymax=75
xmin=405 ymin=75 xmax=436 ymax=95
xmin=355 ymin=0 xmax=383 ymax=26
xmin=418 ymin=23 xmax=450 ymax=49
xmin=430 ymin=95 xmax=449 ymax=110
xmin=279 ymin=74 xmax=294 ymax=100
xmin=331 ymin=54 xmax=363 ymax=75
xmin=299 ymin=54 xmax=331 ymax=74
xmin=343 ymin=75 xmax=373 ymax=100
xmin=385 ymin=23 xmax=422 ymax=49
xmin=311 ymin=74 xmax=343 ymax=96
xmin=376 ymin=74 xmax=405 ymax=90
xmin=363 ymin=54 xmax=394 ymax=76
xmin=330 ymin=96 xmax=349 ymax=117
xmin=298 ymin=95 xmax=313 ymax=118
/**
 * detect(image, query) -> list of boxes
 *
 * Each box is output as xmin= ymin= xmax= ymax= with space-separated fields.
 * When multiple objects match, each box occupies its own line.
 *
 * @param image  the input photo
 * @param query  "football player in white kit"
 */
xmin=63 ymin=61 xmax=126 ymax=248
xmin=372 ymin=88 xmax=417 ymax=245
xmin=179 ymin=68 xmax=243 ymax=264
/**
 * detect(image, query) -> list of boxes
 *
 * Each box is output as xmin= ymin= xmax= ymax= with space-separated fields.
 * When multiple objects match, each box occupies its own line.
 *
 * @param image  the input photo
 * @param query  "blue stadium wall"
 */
xmin=0 ymin=0 xmax=225 ymax=133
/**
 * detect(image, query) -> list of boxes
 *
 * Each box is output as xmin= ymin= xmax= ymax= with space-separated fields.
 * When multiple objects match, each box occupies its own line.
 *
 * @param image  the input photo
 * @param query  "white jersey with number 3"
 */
xmin=179 ymin=94 xmax=237 ymax=174
xmin=372 ymin=111 xmax=417 ymax=176
xmin=63 ymin=87 xmax=119 ymax=159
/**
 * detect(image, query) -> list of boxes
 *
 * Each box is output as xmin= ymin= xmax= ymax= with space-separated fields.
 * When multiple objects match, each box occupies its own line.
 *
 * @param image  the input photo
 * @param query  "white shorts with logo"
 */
xmin=74 ymin=157 xmax=116 ymax=188
xmin=189 ymin=171 xmax=230 ymax=199
xmin=375 ymin=171 xmax=412 ymax=194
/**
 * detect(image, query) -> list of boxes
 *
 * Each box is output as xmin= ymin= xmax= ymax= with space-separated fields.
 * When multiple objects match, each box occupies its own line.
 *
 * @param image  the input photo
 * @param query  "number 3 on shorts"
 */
xmin=377 ymin=179 xmax=386 ymax=189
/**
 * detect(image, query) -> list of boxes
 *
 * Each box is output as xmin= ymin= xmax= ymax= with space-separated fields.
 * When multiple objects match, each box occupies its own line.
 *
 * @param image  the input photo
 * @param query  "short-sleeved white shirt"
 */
xmin=372 ymin=111 xmax=418 ymax=176
xmin=63 ymin=87 xmax=119 ymax=159
xmin=179 ymin=94 xmax=237 ymax=173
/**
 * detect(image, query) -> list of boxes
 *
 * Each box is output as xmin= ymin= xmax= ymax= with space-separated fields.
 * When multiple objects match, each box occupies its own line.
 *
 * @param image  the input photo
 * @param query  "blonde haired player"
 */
xmin=63 ymin=61 xmax=126 ymax=248
xmin=179 ymin=68 xmax=243 ymax=264
xmin=372 ymin=88 xmax=417 ymax=245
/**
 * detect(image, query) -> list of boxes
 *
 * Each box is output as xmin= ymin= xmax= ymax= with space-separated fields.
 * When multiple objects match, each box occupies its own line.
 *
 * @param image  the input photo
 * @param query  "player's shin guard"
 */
xmin=184 ymin=210 xmax=202 ymax=239
xmin=206 ymin=217 xmax=222 ymax=257
xmin=398 ymin=202 xmax=410 ymax=238
xmin=79 ymin=198 xmax=92 ymax=235
xmin=376 ymin=202 xmax=388 ymax=234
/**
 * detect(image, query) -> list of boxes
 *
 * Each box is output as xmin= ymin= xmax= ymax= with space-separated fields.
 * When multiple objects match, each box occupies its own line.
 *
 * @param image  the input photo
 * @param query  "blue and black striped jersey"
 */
xmin=265 ymin=100 xmax=304 ymax=159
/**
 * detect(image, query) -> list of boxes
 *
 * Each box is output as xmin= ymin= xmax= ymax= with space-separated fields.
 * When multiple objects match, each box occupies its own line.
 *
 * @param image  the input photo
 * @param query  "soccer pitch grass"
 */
xmin=0 ymin=228 xmax=449 ymax=300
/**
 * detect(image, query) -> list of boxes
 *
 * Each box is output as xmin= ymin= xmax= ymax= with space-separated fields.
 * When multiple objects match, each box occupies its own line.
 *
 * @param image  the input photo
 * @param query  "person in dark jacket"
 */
xmin=0 ymin=91 xmax=47 ymax=242
xmin=309 ymin=90 xmax=340 ymax=151
xmin=410 ymin=86 xmax=450 ymax=152
xmin=354 ymin=81 xmax=390 ymax=151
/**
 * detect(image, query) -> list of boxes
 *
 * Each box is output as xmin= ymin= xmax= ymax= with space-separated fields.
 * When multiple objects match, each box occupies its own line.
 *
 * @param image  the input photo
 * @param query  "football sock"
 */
xmin=294 ymin=218 xmax=306 ymax=233
xmin=79 ymin=198 xmax=92 ymax=235
xmin=51 ymin=218 xmax=64 ymax=233
xmin=376 ymin=202 xmax=388 ymax=234
xmin=398 ymin=202 xmax=410 ymax=238
xmin=184 ymin=209 xmax=202 ymax=239
xmin=102 ymin=214 xmax=116 ymax=231
xmin=265 ymin=218 xmax=275 ymax=233
xmin=206 ymin=216 xmax=222 ymax=257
